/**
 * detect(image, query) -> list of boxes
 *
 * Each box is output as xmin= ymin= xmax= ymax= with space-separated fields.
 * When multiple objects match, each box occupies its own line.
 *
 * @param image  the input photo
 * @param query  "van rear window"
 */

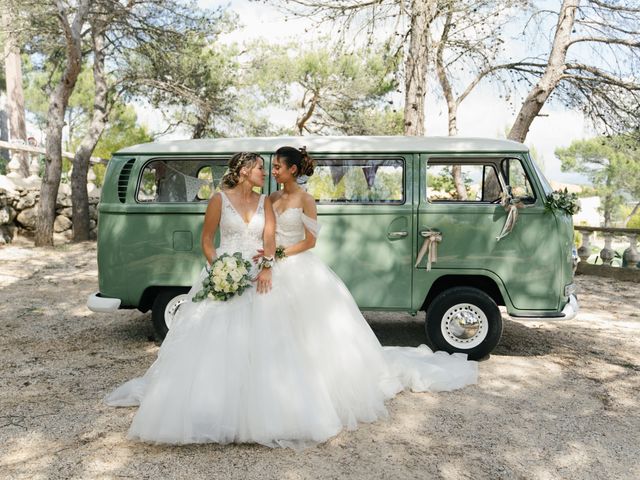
xmin=136 ymin=159 xmax=228 ymax=203
xmin=306 ymin=158 xmax=404 ymax=204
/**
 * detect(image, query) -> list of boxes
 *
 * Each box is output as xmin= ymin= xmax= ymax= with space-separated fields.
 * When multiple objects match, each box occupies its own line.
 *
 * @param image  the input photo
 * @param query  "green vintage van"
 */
xmin=87 ymin=136 xmax=578 ymax=359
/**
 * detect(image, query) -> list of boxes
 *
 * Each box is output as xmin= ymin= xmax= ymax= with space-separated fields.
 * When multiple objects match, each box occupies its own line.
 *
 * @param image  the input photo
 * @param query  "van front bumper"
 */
xmin=509 ymin=294 xmax=579 ymax=322
xmin=87 ymin=292 xmax=121 ymax=312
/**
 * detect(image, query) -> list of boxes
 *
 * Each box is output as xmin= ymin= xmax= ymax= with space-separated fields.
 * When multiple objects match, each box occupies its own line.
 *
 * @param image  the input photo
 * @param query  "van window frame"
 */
xmin=134 ymin=156 xmax=233 ymax=204
xmin=294 ymin=155 xmax=407 ymax=206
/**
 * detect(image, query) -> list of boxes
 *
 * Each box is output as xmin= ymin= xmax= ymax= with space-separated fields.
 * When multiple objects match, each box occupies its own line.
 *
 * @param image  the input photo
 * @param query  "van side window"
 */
xmin=306 ymin=158 xmax=404 ymax=204
xmin=502 ymin=158 xmax=536 ymax=204
xmin=136 ymin=159 xmax=226 ymax=203
xmin=427 ymin=163 xmax=502 ymax=202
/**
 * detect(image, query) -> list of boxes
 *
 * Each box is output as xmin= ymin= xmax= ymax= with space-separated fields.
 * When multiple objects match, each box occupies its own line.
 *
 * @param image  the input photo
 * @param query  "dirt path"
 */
xmin=1 ymin=240 xmax=638 ymax=480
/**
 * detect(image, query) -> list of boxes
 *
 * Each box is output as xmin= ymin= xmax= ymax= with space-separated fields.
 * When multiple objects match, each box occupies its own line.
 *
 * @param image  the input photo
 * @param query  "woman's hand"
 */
xmin=255 ymin=267 xmax=272 ymax=294
xmin=252 ymin=248 xmax=265 ymax=264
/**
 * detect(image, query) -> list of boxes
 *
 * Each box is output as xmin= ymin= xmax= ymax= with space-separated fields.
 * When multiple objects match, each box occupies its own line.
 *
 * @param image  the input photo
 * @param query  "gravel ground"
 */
xmin=0 ymin=239 xmax=639 ymax=480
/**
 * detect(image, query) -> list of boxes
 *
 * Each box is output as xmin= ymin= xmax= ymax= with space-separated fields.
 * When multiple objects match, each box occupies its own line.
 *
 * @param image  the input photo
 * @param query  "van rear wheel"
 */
xmin=425 ymin=287 xmax=502 ymax=360
xmin=151 ymin=289 xmax=190 ymax=340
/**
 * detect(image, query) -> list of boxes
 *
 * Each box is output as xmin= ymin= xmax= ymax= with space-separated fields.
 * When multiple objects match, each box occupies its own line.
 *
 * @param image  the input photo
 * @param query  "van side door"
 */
xmin=304 ymin=154 xmax=414 ymax=310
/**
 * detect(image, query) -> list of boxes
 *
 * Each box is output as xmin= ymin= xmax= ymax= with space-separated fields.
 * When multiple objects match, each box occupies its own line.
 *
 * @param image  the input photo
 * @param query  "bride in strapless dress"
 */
xmin=104 ymin=149 xmax=477 ymax=449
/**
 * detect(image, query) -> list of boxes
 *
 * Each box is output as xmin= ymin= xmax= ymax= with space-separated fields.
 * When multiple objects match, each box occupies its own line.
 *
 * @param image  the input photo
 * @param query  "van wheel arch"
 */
xmin=421 ymin=274 xmax=505 ymax=312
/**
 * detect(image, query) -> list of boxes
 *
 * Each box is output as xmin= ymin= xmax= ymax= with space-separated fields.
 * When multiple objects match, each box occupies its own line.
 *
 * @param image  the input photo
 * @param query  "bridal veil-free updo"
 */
xmin=275 ymin=146 xmax=315 ymax=178
xmin=221 ymin=152 xmax=263 ymax=188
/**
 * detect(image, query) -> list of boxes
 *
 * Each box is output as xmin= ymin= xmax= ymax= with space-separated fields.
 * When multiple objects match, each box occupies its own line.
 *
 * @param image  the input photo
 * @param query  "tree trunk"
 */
xmin=507 ymin=0 xmax=579 ymax=143
xmin=403 ymin=0 xmax=437 ymax=136
xmin=435 ymin=8 xmax=467 ymax=199
xmin=71 ymin=18 xmax=108 ymax=242
xmin=2 ymin=9 xmax=29 ymax=177
xmin=296 ymin=93 xmax=318 ymax=135
xmin=35 ymin=0 xmax=90 ymax=247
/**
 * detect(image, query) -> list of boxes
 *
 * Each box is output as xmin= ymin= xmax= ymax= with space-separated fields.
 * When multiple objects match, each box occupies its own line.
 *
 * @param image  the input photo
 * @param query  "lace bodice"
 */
xmin=218 ymin=192 xmax=265 ymax=258
xmin=275 ymin=208 xmax=320 ymax=247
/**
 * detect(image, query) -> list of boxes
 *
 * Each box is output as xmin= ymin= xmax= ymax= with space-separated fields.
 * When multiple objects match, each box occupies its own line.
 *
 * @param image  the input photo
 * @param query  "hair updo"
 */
xmin=221 ymin=152 xmax=262 ymax=189
xmin=275 ymin=146 xmax=315 ymax=178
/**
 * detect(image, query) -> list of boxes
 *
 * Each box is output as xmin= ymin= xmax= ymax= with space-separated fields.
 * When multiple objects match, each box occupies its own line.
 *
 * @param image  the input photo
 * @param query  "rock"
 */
xmin=0 ymin=205 xmax=17 ymax=224
xmin=53 ymin=230 xmax=73 ymax=244
xmin=16 ymin=207 xmax=38 ymax=229
xmin=89 ymin=227 xmax=98 ymax=240
xmin=89 ymin=219 xmax=96 ymax=230
xmin=59 ymin=207 xmax=73 ymax=217
xmin=16 ymin=192 xmax=36 ymax=209
xmin=0 ymin=176 xmax=18 ymax=194
xmin=54 ymin=214 xmax=72 ymax=233
xmin=0 ymin=224 xmax=16 ymax=244
xmin=56 ymin=194 xmax=73 ymax=208
xmin=89 ymin=205 xmax=97 ymax=220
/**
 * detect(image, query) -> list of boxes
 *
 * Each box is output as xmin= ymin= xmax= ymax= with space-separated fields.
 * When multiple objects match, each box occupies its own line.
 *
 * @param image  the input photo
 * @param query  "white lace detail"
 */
xmin=218 ymin=192 xmax=265 ymax=258
xmin=275 ymin=208 xmax=320 ymax=246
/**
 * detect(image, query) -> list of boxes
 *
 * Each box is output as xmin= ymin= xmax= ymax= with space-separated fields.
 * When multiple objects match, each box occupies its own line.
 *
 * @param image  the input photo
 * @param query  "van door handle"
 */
xmin=420 ymin=228 xmax=440 ymax=237
xmin=388 ymin=231 xmax=408 ymax=239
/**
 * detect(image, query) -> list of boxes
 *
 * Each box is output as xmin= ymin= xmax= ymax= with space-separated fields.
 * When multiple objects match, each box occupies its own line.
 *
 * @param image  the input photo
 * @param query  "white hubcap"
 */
xmin=164 ymin=294 xmax=189 ymax=330
xmin=441 ymin=303 xmax=488 ymax=349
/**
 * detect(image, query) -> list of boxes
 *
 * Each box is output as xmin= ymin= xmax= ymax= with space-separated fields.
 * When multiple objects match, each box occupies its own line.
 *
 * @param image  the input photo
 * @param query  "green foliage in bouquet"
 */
xmin=544 ymin=188 xmax=580 ymax=216
xmin=193 ymin=252 xmax=252 ymax=302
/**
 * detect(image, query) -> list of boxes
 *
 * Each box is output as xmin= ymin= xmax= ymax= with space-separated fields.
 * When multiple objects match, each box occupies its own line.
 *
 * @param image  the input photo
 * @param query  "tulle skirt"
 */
xmin=105 ymin=252 xmax=478 ymax=448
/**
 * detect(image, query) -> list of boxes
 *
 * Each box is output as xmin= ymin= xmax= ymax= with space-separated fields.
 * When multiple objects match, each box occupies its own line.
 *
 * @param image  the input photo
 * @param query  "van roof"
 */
xmin=116 ymin=136 xmax=528 ymax=155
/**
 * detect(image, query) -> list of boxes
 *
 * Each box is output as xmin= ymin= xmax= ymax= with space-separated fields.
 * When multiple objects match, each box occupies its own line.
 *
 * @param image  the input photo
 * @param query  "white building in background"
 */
xmin=574 ymin=196 xmax=602 ymax=226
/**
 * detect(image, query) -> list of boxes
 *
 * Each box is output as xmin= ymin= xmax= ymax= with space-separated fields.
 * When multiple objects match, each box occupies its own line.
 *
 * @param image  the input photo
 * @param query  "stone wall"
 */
xmin=0 ymin=183 xmax=99 ymax=244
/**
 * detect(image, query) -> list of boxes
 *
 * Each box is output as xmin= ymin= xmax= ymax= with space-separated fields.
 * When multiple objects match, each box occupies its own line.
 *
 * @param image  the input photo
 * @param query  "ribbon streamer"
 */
xmin=496 ymin=192 xmax=524 ymax=241
xmin=415 ymin=231 xmax=442 ymax=270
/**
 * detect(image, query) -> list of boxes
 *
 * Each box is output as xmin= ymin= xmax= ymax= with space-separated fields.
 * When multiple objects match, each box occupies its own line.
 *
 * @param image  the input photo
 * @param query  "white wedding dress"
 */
xmin=105 ymin=193 xmax=478 ymax=448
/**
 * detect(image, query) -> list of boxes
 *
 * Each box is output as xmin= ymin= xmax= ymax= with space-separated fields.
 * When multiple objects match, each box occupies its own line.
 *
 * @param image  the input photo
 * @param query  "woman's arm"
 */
xmin=255 ymin=196 xmax=275 ymax=293
xmin=201 ymin=193 xmax=222 ymax=266
xmin=262 ymin=196 xmax=276 ymax=258
xmin=283 ymin=193 xmax=317 ymax=257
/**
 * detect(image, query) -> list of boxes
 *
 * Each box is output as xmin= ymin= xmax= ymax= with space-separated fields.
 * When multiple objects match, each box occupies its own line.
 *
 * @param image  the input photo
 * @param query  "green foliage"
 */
xmin=427 ymin=166 xmax=474 ymax=198
xmin=247 ymin=41 xmax=401 ymax=135
xmin=627 ymin=213 xmax=640 ymax=229
xmin=129 ymin=29 xmax=240 ymax=138
xmin=555 ymin=134 xmax=640 ymax=225
xmin=544 ymin=189 xmax=580 ymax=216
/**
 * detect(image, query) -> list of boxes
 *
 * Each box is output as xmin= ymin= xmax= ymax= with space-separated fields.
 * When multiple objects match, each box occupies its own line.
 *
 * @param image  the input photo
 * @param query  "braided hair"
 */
xmin=275 ymin=146 xmax=315 ymax=178
xmin=221 ymin=152 xmax=263 ymax=189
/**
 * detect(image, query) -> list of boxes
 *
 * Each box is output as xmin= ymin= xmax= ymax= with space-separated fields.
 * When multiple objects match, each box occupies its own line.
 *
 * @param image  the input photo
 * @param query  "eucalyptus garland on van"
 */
xmin=544 ymin=188 xmax=580 ymax=216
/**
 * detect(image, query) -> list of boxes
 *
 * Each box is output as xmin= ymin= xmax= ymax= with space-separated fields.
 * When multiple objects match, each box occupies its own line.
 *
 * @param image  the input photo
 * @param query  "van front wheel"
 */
xmin=425 ymin=287 xmax=502 ymax=360
xmin=151 ymin=289 xmax=190 ymax=340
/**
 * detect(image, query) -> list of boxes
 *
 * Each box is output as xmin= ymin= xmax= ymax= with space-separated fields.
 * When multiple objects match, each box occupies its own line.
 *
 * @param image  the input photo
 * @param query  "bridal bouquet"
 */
xmin=192 ymin=252 xmax=252 ymax=302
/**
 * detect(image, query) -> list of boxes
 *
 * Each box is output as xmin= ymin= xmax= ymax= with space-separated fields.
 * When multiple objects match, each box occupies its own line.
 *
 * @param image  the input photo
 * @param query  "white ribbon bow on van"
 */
xmin=415 ymin=230 xmax=442 ymax=270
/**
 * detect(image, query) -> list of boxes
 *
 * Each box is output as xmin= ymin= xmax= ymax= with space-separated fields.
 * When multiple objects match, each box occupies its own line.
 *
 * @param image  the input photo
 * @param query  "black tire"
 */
xmin=151 ymin=288 xmax=190 ymax=340
xmin=425 ymin=286 xmax=503 ymax=360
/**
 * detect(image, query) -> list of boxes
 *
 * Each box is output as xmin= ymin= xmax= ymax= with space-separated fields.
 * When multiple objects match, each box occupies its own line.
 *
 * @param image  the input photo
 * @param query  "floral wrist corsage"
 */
xmin=275 ymin=246 xmax=287 ymax=260
xmin=258 ymin=255 xmax=275 ymax=270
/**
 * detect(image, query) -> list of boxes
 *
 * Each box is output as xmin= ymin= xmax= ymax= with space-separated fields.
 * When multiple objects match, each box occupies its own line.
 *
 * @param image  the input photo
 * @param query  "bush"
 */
xmin=628 ymin=213 xmax=640 ymax=229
